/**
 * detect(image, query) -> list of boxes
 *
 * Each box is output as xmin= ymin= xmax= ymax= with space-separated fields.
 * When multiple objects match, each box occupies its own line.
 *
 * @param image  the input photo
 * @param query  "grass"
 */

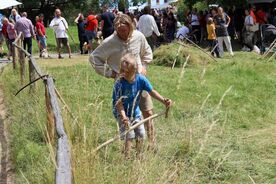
xmin=0 ymin=45 xmax=276 ymax=183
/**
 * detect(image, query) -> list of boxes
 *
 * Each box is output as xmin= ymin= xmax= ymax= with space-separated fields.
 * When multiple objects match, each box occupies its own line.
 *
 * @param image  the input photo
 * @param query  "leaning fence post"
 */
xmin=45 ymin=83 xmax=55 ymax=143
xmin=29 ymin=58 xmax=36 ymax=92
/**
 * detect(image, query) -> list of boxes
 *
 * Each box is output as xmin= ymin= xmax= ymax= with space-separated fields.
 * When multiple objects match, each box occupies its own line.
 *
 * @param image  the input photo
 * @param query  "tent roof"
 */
xmin=0 ymin=0 xmax=22 ymax=10
xmin=248 ymin=0 xmax=275 ymax=3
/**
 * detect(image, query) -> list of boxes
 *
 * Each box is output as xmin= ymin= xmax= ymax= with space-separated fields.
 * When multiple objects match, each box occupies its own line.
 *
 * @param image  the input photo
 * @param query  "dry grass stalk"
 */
xmin=171 ymin=45 xmax=182 ymax=69
xmin=19 ymin=169 xmax=30 ymax=184
xmin=200 ymin=93 xmax=212 ymax=111
xmin=54 ymin=87 xmax=79 ymax=127
xmin=248 ymin=175 xmax=256 ymax=184
xmin=211 ymin=149 xmax=233 ymax=180
xmin=215 ymin=86 xmax=233 ymax=112
xmin=177 ymin=55 xmax=190 ymax=90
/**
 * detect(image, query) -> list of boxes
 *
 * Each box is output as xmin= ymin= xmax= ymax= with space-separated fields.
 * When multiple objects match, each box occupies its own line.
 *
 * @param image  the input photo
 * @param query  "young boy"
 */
xmin=207 ymin=17 xmax=220 ymax=58
xmin=113 ymin=53 xmax=172 ymax=158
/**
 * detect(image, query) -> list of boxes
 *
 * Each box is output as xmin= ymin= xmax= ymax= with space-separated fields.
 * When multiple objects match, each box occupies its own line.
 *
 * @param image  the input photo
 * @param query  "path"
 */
xmin=0 ymin=59 xmax=14 ymax=184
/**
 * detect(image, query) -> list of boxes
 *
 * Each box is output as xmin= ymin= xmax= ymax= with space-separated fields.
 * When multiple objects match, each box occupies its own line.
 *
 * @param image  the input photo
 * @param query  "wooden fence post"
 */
xmin=45 ymin=84 xmax=55 ymax=143
xmin=18 ymin=34 xmax=25 ymax=84
xmin=11 ymin=41 xmax=16 ymax=69
xmin=29 ymin=58 xmax=36 ymax=92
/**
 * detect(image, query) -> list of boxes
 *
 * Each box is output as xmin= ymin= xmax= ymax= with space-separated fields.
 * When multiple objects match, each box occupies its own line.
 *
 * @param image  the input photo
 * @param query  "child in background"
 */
xmin=113 ymin=53 xmax=172 ymax=158
xmin=207 ymin=17 xmax=220 ymax=58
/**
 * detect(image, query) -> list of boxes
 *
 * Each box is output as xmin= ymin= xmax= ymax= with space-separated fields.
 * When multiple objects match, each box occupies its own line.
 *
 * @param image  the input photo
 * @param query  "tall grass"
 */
xmin=0 ymin=49 xmax=276 ymax=183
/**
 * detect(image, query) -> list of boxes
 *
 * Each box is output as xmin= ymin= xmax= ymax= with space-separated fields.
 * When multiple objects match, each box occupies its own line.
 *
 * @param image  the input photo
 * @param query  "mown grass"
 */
xmin=0 ymin=46 xmax=276 ymax=183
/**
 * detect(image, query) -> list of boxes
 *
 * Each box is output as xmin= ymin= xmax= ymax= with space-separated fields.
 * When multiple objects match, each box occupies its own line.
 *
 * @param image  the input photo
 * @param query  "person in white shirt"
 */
xmin=90 ymin=14 xmax=157 ymax=150
xmin=138 ymin=6 xmax=160 ymax=51
xmin=49 ymin=9 xmax=71 ymax=59
xmin=189 ymin=8 xmax=201 ymax=43
xmin=176 ymin=22 xmax=190 ymax=40
xmin=242 ymin=9 xmax=256 ymax=52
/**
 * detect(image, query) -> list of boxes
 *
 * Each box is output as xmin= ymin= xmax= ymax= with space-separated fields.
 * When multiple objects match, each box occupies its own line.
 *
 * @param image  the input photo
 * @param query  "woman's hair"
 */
xmin=218 ymin=7 xmax=225 ymax=19
xmin=120 ymin=53 xmax=137 ymax=74
xmin=114 ymin=14 xmax=134 ymax=37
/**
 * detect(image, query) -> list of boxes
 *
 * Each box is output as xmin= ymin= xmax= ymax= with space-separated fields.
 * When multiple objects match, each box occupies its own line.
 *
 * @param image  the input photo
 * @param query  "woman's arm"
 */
xmin=226 ymin=14 xmax=231 ymax=26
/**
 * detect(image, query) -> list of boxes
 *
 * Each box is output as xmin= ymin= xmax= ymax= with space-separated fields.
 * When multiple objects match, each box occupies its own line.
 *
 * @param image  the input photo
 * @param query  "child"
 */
xmin=207 ymin=17 xmax=220 ymax=58
xmin=112 ymin=53 xmax=172 ymax=158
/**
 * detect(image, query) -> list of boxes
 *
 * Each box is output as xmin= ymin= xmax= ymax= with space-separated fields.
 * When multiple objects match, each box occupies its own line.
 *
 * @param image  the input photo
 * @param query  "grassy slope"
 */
xmin=0 ymin=49 xmax=276 ymax=183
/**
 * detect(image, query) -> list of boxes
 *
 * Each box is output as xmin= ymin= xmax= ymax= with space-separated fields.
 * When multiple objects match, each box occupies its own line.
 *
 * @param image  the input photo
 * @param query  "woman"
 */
xmin=3 ymin=18 xmax=17 ymax=68
xmin=213 ymin=7 xmax=234 ymax=57
xmin=189 ymin=8 xmax=201 ymax=43
xmin=162 ymin=11 xmax=169 ymax=42
xmin=166 ymin=12 xmax=177 ymax=42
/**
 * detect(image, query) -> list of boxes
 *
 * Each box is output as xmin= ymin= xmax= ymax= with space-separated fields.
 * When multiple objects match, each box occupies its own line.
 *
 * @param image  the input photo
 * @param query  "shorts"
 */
xmin=139 ymin=91 xmax=153 ymax=112
xmin=38 ymin=35 xmax=47 ymax=49
xmin=118 ymin=117 xmax=146 ymax=140
xmin=85 ymin=30 xmax=96 ymax=42
xmin=57 ymin=38 xmax=68 ymax=48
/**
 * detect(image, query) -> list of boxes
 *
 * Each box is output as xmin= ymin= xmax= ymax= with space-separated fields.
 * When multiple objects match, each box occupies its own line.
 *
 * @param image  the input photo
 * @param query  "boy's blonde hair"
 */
xmin=120 ymin=53 xmax=137 ymax=74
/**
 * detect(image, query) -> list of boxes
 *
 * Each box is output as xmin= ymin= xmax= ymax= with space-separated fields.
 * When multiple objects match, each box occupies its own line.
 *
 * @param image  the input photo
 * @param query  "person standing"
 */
xmin=85 ymin=11 xmax=98 ymax=53
xmin=138 ymin=6 xmax=160 ymax=51
xmin=36 ymin=14 xmax=48 ymax=57
xmin=49 ymin=9 xmax=72 ymax=59
xmin=74 ymin=13 xmax=88 ymax=54
xmin=14 ymin=12 xmax=36 ymax=55
xmin=213 ymin=7 xmax=234 ymax=57
xmin=189 ymin=8 xmax=201 ymax=43
xmin=89 ymin=14 xmax=157 ymax=150
xmin=242 ymin=9 xmax=255 ymax=52
xmin=3 ymin=18 xmax=17 ymax=67
xmin=9 ymin=9 xmax=21 ymax=23
xmin=166 ymin=12 xmax=177 ymax=42
xmin=99 ymin=5 xmax=115 ymax=39
xmin=207 ymin=18 xmax=220 ymax=57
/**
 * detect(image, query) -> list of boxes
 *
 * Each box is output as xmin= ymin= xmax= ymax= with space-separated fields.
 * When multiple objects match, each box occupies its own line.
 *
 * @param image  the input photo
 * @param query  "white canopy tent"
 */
xmin=0 ymin=0 xmax=22 ymax=10
xmin=248 ymin=0 xmax=275 ymax=3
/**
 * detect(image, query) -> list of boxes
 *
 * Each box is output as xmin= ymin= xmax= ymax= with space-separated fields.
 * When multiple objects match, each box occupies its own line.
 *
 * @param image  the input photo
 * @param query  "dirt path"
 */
xmin=0 ymin=61 xmax=14 ymax=184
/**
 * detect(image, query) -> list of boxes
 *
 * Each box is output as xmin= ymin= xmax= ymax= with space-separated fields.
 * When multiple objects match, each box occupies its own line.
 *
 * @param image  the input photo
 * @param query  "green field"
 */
xmin=0 ymin=44 xmax=276 ymax=183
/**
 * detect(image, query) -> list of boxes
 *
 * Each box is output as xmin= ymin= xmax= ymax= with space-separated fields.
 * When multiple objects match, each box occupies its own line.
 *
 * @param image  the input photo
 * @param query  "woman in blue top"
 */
xmin=113 ymin=53 xmax=172 ymax=158
xmin=213 ymin=7 xmax=234 ymax=57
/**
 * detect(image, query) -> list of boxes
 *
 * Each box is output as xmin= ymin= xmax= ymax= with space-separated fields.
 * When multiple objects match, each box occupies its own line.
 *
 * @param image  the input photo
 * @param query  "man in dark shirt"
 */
xmin=74 ymin=13 xmax=88 ymax=54
xmin=98 ymin=5 xmax=115 ymax=39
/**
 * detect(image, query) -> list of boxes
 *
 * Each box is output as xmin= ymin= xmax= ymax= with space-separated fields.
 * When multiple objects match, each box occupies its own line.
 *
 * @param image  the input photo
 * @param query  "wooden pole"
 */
xmin=18 ymin=34 xmax=25 ymax=84
xmin=46 ymin=77 xmax=71 ymax=184
xmin=93 ymin=108 xmax=170 ymax=153
xmin=28 ymin=58 xmax=36 ymax=93
xmin=177 ymin=37 xmax=219 ymax=62
xmin=45 ymin=84 xmax=55 ymax=143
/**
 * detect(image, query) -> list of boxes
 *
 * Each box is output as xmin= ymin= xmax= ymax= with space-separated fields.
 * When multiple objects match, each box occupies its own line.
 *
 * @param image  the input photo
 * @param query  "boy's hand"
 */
xmin=163 ymin=98 xmax=172 ymax=107
xmin=121 ymin=116 xmax=129 ymax=126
